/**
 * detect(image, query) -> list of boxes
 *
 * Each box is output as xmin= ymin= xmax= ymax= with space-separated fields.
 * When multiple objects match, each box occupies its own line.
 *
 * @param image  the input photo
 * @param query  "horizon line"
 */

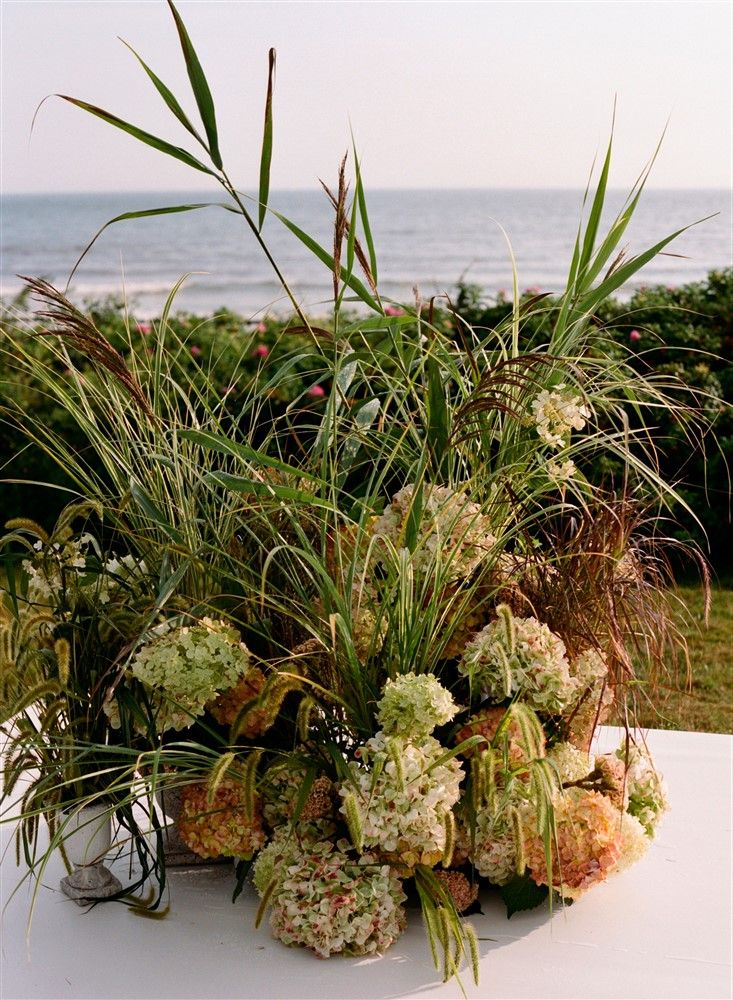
xmin=3 ymin=185 xmax=731 ymax=198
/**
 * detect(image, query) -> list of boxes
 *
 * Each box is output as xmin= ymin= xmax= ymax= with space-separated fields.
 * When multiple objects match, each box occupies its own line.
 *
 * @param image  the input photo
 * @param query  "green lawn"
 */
xmin=629 ymin=586 xmax=733 ymax=734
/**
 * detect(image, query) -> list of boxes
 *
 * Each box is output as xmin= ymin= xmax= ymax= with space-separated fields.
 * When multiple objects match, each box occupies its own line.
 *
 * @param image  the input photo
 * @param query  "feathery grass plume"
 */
xmin=510 ymin=806 xmax=526 ymax=875
xmin=53 ymin=639 xmax=71 ymax=687
xmin=255 ymin=876 xmax=279 ymax=929
xmin=464 ymin=923 xmax=480 ymax=987
xmin=483 ymin=748 xmax=497 ymax=813
xmin=295 ymin=694 xmax=316 ymax=742
xmin=469 ymin=753 xmax=484 ymax=810
xmin=386 ymin=736 xmax=406 ymax=791
xmin=342 ymin=790 xmax=363 ymax=853
xmin=495 ymin=603 xmax=516 ymax=656
xmin=207 ymin=751 xmax=236 ymax=805
xmin=241 ymin=749 xmax=264 ymax=819
xmin=442 ymin=809 xmax=456 ymax=868
xmin=4 ymin=519 xmax=49 ymax=543
xmin=22 ymin=277 xmax=156 ymax=424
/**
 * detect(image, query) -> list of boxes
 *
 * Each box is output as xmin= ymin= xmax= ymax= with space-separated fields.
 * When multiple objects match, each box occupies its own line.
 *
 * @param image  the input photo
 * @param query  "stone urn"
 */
xmin=58 ymin=802 xmax=122 ymax=905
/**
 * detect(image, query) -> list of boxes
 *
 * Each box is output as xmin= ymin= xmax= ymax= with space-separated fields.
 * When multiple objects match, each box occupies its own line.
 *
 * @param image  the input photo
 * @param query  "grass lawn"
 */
xmin=628 ymin=586 xmax=733 ymax=734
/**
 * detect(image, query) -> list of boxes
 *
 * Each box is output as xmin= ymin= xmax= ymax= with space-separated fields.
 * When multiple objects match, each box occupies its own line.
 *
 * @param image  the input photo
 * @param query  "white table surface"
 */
xmin=1 ymin=727 xmax=731 ymax=1000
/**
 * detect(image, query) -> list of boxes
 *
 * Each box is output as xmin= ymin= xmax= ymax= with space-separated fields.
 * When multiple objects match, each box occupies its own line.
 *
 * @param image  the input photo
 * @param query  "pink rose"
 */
xmin=190 ymin=345 xmax=202 ymax=357
xmin=256 ymin=322 xmax=267 ymax=334
xmin=307 ymin=384 xmax=326 ymax=398
xmin=136 ymin=322 xmax=151 ymax=336
xmin=629 ymin=330 xmax=642 ymax=343
xmin=385 ymin=305 xmax=404 ymax=317
xmin=253 ymin=344 xmax=269 ymax=358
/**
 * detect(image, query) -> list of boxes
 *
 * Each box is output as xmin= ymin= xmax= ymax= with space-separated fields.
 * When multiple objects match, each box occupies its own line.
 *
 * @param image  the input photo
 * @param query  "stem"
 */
xmin=219 ymin=172 xmax=314 ymax=337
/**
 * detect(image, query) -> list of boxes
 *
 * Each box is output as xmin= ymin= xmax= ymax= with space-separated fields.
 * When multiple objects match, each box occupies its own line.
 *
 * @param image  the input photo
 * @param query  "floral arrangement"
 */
xmin=0 ymin=1 xmax=712 ymax=989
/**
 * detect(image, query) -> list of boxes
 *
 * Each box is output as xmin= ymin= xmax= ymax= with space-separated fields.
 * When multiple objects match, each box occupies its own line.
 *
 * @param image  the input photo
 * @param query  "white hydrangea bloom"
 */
xmin=571 ymin=648 xmax=608 ymax=690
xmin=372 ymin=484 xmax=496 ymax=581
xmin=377 ymin=672 xmax=458 ymax=738
xmin=460 ymin=613 xmax=577 ymax=713
xmin=546 ymin=741 xmax=592 ymax=783
xmin=547 ymin=458 xmax=577 ymax=481
xmin=23 ymin=535 xmax=94 ymax=604
xmin=471 ymin=801 xmax=520 ymax=885
xmin=341 ymin=732 xmax=464 ymax=869
xmin=130 ymin=617 xmax=251 ymax=732
xmin=616 ymin=743 xmax=669 ymax=837
xmin=531 ymin=386 xmax=591 ymax=450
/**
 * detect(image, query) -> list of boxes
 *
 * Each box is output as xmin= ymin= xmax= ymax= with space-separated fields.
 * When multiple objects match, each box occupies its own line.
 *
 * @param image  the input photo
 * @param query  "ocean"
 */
xmin=1 ymin=188 xmax=730 ymax=318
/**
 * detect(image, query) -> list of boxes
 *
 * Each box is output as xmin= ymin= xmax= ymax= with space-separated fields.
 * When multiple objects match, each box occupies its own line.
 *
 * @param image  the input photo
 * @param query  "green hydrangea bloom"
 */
xmin=377 ymin=672 xmax=458 ymax=738
xmin=131 ymin=617 xmax=250 ymax=732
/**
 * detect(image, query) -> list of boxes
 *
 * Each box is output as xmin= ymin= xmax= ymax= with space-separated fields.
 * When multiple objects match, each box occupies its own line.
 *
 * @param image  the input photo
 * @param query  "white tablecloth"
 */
xmin=1 ymin=727 xmax=731 ymax=1000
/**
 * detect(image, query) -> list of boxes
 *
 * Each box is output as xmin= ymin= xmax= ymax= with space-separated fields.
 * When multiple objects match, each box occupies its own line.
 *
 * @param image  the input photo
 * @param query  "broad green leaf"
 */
xmin=119 ymin=39 xmax=206 ymax=148
xmin=271 ymin=207 xmax=381 ymax=313
xmin=67 ymin=203 xmax=218 ymax=286
xmin=499 ymin=874 xmax=549 ymax=918
xmin=426 ymin=356 xmax=449 ymax=475
xmin=129 ymin=479 xmax=183 ymax=543
xmin=178 ymin=428 xmax=328 ymax=487
xmin=58 ymin=96 xmax=216 ymax=175
xmin=258 ymin=48 xmax=276 ymax=232
xmin=167 ymin=0 xmax=222 ymax=168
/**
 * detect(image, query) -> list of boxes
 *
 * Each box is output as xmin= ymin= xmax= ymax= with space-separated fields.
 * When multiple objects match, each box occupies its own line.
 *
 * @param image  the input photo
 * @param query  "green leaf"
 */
xmin=353 ymin=144 xmax=378 ymax=284
xmin=426 ymin=357 xmax=449 ymax=475
xmin=271 ymin=207 xmax=381 ymax=313
xmin=58 ymin=96 xmax=216 ymax=175
xmin=119 ymin=39 xmax=206 ymax=148
xmin=578 ymin=116 xmax=614 ymax=279
xmin=258 ymin=48 xmax=276 ymax=232
xmin=166 ymin=0 xmax=222 ymax=168
xmin=129 ymin=479 xmax=183 ymax=544
xmin=499 ymin=874 xmax=549 ymax=918
xmin=178 ymin=429 xmax=328 ymax=487
xmin=67 ymin=203 xmax=218 ymax=286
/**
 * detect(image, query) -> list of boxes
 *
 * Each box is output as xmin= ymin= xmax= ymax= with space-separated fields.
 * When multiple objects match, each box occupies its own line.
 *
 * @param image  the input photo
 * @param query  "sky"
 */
xmin=1 ymin=1 xmax=731 ymax=193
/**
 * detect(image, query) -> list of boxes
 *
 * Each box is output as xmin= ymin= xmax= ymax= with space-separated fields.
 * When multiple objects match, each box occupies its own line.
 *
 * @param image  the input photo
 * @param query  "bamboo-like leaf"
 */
xmin=578 ymin=217 xmax=714 ymax=316
xmin=166 ymin=0 xmax=222 ymax=168
xmin=57 ymin=96 xmax=216 ymax=175
xmin=578 ymin=112 xmax=614 ymax=278
xmin=119 ymin=38 xmax=206 ymax=147
xmin=178 ymin=429 xmax=328 ymax=487
xmin=352 ymin=144 xmax=378 ymax=284
xmin=68 ymin=203 xmax=219 ymax=287
xmin=258 ymin=48 xmax=276 ymax=232
xmin=270 ymin=208 xmax=381 ymax=313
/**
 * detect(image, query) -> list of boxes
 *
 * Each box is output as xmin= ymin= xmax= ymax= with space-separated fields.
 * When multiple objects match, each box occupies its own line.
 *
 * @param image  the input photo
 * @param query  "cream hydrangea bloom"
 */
xmin=546 ymin=741 xmax=592 ymax=783
xmin=616 ymin=743 xmax=668 ymax=837
xmin=341 ymin=731 xmax=464 ymax=870
xmin=460 ymin=612 xmax=577 ymax=713
xmin=372 ymin=484 xmax=496 ymax=581
xmin=377 ymin=672 xmax=458 ymax=738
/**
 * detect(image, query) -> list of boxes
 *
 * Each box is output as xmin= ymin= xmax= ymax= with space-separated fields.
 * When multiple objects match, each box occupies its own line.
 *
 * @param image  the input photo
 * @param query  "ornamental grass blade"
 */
xmin=167 ymin=0 xmax=222 ymax=169
xmin=258 ymin=48 xmax=276 ymax=232
xmin=578 ymin=215 xmax=715 ymax=315
xmin=57 ymin=96 xmax=216 ymax=175
xmin=119 ymin=39 xmax=206 ymax=149
xmin=67 ymin=203 xmax=218 ymax=287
